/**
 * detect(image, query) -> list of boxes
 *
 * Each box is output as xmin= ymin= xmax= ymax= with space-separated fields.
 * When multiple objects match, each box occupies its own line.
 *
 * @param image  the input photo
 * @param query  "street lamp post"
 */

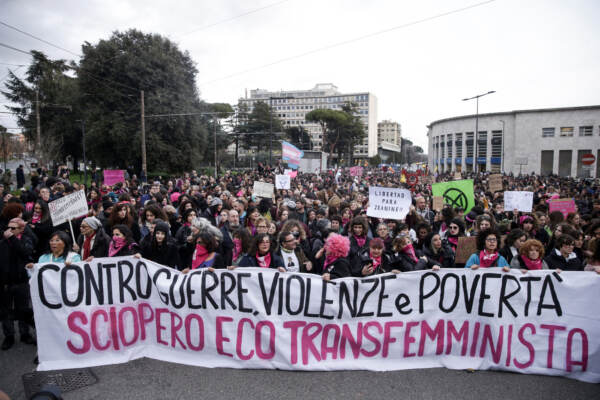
xmin=462 ymin=90 xmax=495 ymax=174
xmin=499 ymin=119 xmax=505 ymax=173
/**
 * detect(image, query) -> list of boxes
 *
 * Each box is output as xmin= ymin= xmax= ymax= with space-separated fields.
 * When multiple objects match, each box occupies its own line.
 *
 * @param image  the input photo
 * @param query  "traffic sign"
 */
xmin=582 ymin=154 xmax=595 ymax=165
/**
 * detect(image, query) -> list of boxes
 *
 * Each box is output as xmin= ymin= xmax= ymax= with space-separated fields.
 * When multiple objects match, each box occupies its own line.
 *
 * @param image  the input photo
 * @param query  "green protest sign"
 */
xmin=432 ymin=179 xmax=475 ymax=213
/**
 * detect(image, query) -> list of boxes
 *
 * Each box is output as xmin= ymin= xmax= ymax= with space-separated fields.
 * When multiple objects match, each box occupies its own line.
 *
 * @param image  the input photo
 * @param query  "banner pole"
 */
xmin=68 ymin=218 xmax=76 ymax=246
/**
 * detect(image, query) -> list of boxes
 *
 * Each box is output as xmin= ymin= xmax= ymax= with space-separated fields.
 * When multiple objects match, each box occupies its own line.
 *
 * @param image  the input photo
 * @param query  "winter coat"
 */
xmin=349 ymin=235 xmax=370 ymax=258
xmin=390 ymin=251 xmax=428 ymax=272
xmin=323 ymin=257 xmax=352 ymax=279
xmin=544 ymin=249 xmax=584 ymax=271
xmin=238 ymin=252 xmax=285 ymax=269
xmin=277 ymin=247 xmax=310 ymax=273
xmin=351 ymin=249 xmax=395 ymax=277
xmin=510 ymin=255 xmax=549 ymax=270
xmin=76 ymin=227 xmax=111 ymax=259
xmin=0 ymin=233 xmax=35 ymax=285
xmin=141 ymin=238 xmax=181 ymax=269
xmin=421 ymin=243 xmax=455 ymax=269
xmin=29 ymin=218 xmax=52 ymax=259
xmin=219 ymin=224 xmax=235 ymax=266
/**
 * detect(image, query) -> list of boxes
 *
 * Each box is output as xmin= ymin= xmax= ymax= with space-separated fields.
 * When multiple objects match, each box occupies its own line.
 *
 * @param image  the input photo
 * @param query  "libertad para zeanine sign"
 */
xmin=30 ymin=257 xmax=600 ymax=382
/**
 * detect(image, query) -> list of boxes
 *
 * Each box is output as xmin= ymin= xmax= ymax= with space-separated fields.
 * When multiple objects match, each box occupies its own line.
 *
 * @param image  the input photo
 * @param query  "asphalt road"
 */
xmin=1 ymin=337 xmax=598 ymax=400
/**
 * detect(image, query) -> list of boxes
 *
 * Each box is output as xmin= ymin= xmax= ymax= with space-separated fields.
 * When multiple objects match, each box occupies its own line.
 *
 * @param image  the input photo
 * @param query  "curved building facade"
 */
xmin=427 ymin=105 xmax=600 ymax=178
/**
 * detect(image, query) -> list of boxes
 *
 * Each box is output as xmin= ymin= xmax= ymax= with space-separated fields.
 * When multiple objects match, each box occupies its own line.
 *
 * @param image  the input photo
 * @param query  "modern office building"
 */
xmin=238 ymin=83 xmax=378 ymax=159
xmin=427 ymin=105 xmax=600 ymax=178
xmin=377 ymin=120 xmax=401 ymax=146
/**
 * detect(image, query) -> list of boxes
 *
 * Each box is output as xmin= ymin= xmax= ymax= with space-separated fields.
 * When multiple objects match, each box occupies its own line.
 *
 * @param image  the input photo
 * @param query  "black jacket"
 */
xmin=219 ymin=224 xmax=235 ymax=266
xmin=141 ymin=238 xmax=182 ymax=269
xmin=0 ymin=233 xmax=35 ymax=285
xmin=76 ymin=227 xmax=111 ymax=259
xmin=421 ymin=243 xmax=455 ymax=269
xmin=238 ymin=252 xmax=284 ymax=269
xmin=499 ymin=246 xmax=517 ymax=264
xmin=390 ymin=251 xmax=427 ymax=272
xmin=323 ymin=257 xmax=352 ymax=279
xmin=349 ymin=235 xmax=370 ymax=258
xmin=544 ymin=250 xmax=584 ymax=271
xmin=351 ymin=249 xmax=395 ymax=277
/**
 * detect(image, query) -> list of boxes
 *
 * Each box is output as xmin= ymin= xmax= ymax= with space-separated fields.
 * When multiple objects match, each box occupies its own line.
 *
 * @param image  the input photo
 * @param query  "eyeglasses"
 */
xmin=449 ymin=226 xmax=459 ymax=230
xmin=292 ymin=232 xmax=300 ymax=238
xmin=283 ymin=238 xmax=295 ymax=243
xmin=257 ymin=225 xmax=268 ymax=228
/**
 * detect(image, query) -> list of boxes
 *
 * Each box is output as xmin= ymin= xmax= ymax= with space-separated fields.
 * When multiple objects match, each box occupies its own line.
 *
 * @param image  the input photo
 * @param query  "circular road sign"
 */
xmin=582 ymin=154 xmax=595 ymax=165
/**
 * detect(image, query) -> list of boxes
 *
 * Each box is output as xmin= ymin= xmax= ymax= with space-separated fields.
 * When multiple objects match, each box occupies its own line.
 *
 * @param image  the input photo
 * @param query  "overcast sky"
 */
xmin=1 ymin=0 xmax=600 ymax=150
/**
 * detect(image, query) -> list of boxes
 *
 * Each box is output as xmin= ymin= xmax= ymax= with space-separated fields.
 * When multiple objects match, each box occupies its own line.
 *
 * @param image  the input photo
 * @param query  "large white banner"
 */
xmin=30 ymin=258 xmax=600 ymax=383
xmin=48 ymin=190 xmax=89 ymax=226
xmin=367 ymin=187 xmax=412 ymax=219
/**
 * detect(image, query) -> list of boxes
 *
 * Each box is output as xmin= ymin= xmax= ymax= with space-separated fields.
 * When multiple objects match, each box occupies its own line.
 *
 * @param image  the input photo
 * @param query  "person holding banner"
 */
xmin=544 ymin=234 xmax=584 ymax=271
xmin=237 ymin=233 xmax=284 ymax=270
xmin=390 ymin=234 xmax=427 ymax=272
xmin=108 ymin=225 xmax=139 ymax=258
xmin=351 ymin=237 xmax=394 ymax=276
xmin=465 ymin=229 xmax=509 ymax=269
xmin=420 ymin=233 xmax=454 ymax=269
xmin=74 ymin=216 xmax=110 ymax=261
xmin=139 ymin=221 xmax=181 ymax=270
xmin=35 ymin=231 xmax=81 ymax=264
xmin=321 ymin=233 xmax=351 ymax=280
xmin=510 ymin=239 xmax=550 ymax=271
xmin=0 ymin=218 xmax=36 ymax=350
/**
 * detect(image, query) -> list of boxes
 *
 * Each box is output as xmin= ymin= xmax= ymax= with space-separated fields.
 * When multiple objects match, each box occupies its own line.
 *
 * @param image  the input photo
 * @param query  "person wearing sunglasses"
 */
xmin=442 ymin=218 xmax=466 ymax=254
xmin=276 ymin=231 xmax=312 ymax=273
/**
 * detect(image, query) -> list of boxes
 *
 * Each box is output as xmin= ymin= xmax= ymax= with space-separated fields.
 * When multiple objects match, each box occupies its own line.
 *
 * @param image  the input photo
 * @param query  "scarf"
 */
xmin=192 ymin=244 xmax=210 ymax=269
xmin=256 ymin=252 xmax=271 ymax=268
xmin=83 ymin=232 xmax=96 ymax=260
xmin=183 ymin=222 xmax=191 ymax=227
xmin=249 ymin=222 xmax=257 ymax=235
xmin=402 ymin=243 xmax=419 ymax=263
xmin=521 ymin=255 xmax=542 ymax=270
xmin=479 ymin=250 xmax=499 ymax=268
xmin=447 ymin=236 xmax=458 ymax=248
xmin=233 ymin=238 xmax=242 ymax=261
xmin=342 ymin=218 xmax=350 ymax=227
xmin=109 ymin=236 xmax=127 ymax=257
xmin=354 ymin=235 xmax=366 ymax=248
xmin=370 ymin=253 xmax=382 ymax=270
xmin=323 ymin=254 xmax=338 ymax=271
xmin=31 ymin=212 xmax=41 ymax=224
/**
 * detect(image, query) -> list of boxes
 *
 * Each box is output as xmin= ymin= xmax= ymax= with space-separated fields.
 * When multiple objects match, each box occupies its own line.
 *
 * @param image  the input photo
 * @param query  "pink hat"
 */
xmin=170 ymin=192 xmax=181 ymax=203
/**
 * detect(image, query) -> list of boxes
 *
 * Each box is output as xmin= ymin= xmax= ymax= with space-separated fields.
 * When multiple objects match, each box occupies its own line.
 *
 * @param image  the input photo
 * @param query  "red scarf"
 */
xmin=256 ymin=252 xmax=271 ymax=268
xmin=323 ymin=254 xmax=338 ymax=271
xmin=31 ymin=212 xmax=41 ymax=224
xmin=521 ymin=255 xmax=542 ymax=270
xmin=233 ymin=238 xmax=242 ymax=261
xmin=109 ymin=237 xmax=127 ymax=257
xmin=479 ymin=250 xmax=499 ymax=268
xmin=371 ymin=253 xmax=382 ymax=270
xmin=83 ymin=232 xmax=96 ymax=260
xmin=402 ymin=243 xmax=419 ymax=263
xmin=192 ymin=244 xmax=210 ymax=269
xmin=354 ymin=235 xmax=366 ymax=248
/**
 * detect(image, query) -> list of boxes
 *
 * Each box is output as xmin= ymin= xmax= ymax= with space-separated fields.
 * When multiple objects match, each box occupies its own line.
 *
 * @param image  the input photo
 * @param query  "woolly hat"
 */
xmin=154 ymin=220 xmax=170 ymax=234
xmin=83 ymin=216 xmax=102 ymax=231
xmin=210 ymin=197 xmax=223 ymax=207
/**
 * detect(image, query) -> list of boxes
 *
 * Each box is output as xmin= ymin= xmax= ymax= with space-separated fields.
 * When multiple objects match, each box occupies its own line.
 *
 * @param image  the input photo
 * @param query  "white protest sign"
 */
xmin=275 ymin=175 xmax=291 ymax=189
xmin=253 ymin=181 xmax=274 ymax=198
xmin=30 ymin=258 xmax=600 ymax=383
xmin=367 ymin=187 xmax=412 ymax=219
xmin=504 ymin=191 xmax=534 ymax=212
xmin=48 ymin=190 xmax=89 ymax=226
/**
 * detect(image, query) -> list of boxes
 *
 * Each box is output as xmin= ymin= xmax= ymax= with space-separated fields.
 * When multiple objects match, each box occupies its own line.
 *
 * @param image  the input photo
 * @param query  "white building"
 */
xmin=238 ymin=83 xmax=378 ymax=159
xmin=377 ymin=120 xmax=401 ymax=146
xmin=427 ymin=105 xmax=600 ymax=178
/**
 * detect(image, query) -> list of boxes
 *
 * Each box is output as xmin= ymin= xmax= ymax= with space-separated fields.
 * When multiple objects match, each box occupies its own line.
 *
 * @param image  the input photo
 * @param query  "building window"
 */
xmin=542 ymin=127 xmax=555 ymax=137
xmin=560 ymin=127 xmax=574 ymax=137
xmin=579 ymin=126 xmax=593 ymax=136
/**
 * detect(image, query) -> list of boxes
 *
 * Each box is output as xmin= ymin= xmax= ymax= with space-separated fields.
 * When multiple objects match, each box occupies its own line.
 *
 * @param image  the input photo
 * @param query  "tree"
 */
xmin=336 ymin=102 xmax=366 ymax=165
xmin=77 ymin=29 xmax=209 ymax=172
xmin=369 ymin=154 xmax=382 ymax=166
xmin=2 ymin=51 xmax=80 ymax=166
xmin=235 ymin=100 xmax=282 ymax=159
xmin=305 ymin=108 xmax=348 ymax=165
xmin=285 ymin=126 xmax=311 ymax=150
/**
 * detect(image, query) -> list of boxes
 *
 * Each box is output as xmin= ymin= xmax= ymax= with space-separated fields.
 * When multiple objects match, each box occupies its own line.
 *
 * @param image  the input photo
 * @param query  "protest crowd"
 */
xmin=1 ymin=161 xmax=600 ymax=361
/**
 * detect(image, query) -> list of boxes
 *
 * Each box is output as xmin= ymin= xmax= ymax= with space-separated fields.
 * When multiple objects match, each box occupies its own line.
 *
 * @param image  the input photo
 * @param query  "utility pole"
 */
xmin=140 ymin=90 xmax=147 ymax=181
xmin=81 ymin=120 xmax=87 ymax=185
xmin=1 ymin=126 xmax=6 ymax=171
xmin=35 ymin=90 xmax=41 ymax=166
xmin=214 ymin=117 xmax=218 ymax=179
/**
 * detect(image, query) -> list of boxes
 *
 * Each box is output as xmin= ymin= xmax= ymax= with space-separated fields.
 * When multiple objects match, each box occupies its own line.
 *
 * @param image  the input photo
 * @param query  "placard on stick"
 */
xmin=432 ymin=196 xmax=444 ymax=211
xmin=455 ymin=236 xmax=477 ymax=264
xmin=488 ymin=174 xmax=503 ymax=192
xmin=48 ymin=190 xmax=89 ymax=227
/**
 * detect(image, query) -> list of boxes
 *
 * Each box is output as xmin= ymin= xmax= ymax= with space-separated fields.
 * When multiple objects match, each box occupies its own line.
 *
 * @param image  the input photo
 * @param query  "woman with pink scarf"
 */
xmin=465 ymin=229 xmax=509 ymax=269
xmin=510 ymin=239 xmax=550 ymax=271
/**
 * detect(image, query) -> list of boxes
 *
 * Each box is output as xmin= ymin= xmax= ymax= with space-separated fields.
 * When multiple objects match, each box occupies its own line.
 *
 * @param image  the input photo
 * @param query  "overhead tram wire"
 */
xmin=0 ymin=42 xmax=31 ymax=56
xmin=0 ymin=20 xmax=80 ymax=57
xmin=176 ymin=0 xmax=293 ymax=37
xmin=199 ymin=0 xmax=497 ymax=86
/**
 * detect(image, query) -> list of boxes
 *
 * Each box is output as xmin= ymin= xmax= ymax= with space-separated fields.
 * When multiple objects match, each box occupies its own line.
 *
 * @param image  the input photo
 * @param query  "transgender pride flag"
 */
xmin=281 ymin=141 xmax=304 ymax=169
